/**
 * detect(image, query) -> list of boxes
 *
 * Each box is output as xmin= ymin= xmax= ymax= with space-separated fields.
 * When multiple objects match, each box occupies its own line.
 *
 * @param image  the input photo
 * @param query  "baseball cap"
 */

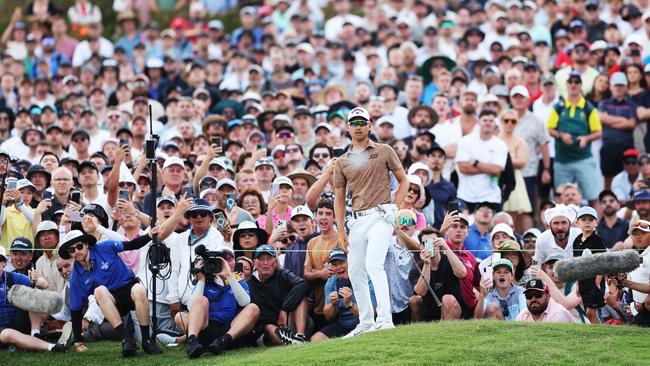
xmin=0 ymin=246 xmax=5 ymax=261
xmin=492 ymin=258 xmax=514 ymax=272
xmin=254 ymin=157 xmax=274 ymax=170
xmin=569 ymin=19 xmax=586 ymax=29
xmin=623 ymin=149 xmax=640 ymax=159
xmin=291 ymin=205 xmax=313 ymax=220
xmin=208 ymin=20 xmax=224 ymax=30
xmin=254 ymin=244 xmax=276 ymax=258
xmin=216 ymin=178 xmax=236 ymax=190
xmin=509 ymin=85 xmax=530 ymax=98
xmin=633 ymin=190 xmax=650 ymax=202
xmin=576 ymin=206 xmax=598 ymax=220
xmin=163 ymin=156 xmax=184 ymax=169
xmin=11 ymin=237 xmax=33 ymax=252
xmin=629 ymin=219 xmax=650 ymax=234
xmin=543 ymin=253 xmax=566 ymax=264
xmin=347 ymin=107 xmax=370 ymax=122
xmin=541 ymin=73 xmax=555 ymax=85
xmin=273 ymin=176 xmax=293 ymax=189
xmin=524 ymin=279 xmax=549 ymax=293
xmin=567 ymin=71 xmax=582 ymax=82
xmin=328 ymin=248 xmax=347 ymax=263
xmin=156 ymin=195 xmax=176 ymax=207
xmin=610 ymin=72 xmax=628 ymax=86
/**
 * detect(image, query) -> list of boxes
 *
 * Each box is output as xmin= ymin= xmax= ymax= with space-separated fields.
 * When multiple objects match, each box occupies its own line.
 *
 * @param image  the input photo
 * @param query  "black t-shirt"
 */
xmin=409 ymin=254 xmax=466 ymax=321
xmin=573 ymin=232 xmax=607 ymax=257
xmin=573 ymin=232 xmax=607 ymax=303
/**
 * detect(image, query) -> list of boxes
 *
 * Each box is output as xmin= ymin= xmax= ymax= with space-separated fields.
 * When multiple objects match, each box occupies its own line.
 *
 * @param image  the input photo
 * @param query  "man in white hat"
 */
xmin=533 ymin=204 xmax=582 ymax=264
xmin=34 ymin=220 xmax=65 ymax=293
xmin=333 ymin=107 xmax=410 ymax=336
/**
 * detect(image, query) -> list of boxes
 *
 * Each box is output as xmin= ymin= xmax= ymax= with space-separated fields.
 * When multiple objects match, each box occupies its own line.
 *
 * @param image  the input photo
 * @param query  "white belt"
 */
xmin=352 ymin=205 xmax=385 ymax=219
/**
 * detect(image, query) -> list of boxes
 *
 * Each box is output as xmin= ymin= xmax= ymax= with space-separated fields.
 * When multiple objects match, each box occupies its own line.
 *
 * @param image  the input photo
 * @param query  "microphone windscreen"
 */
xmin=194 ymin=244 xmax=207 ymax=256
xmin=554 ymin=250 xmax=641 ymax=283
xmin=8 ymin=285 xmax=63 ymax=314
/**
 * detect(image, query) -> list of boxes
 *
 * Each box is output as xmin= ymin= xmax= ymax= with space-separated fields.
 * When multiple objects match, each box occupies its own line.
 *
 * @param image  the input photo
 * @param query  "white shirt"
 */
xmin=611 ymin=171 xmax=638 ymax=202
xmin=628 ymin=246 xmax=650 ymax=303
xmin=532 ymin=95 xmax=560 ymax=158
xmin=533 ymin=227 xmax=582 ymax=264
xmin=167 ymin=227 xmax=226 ymax=306
xmin=324 ymin=14 xmax=363 ymax=41
xmin=385 ymin=105 xmax=411 ymax=140
xmin=1 ymin=136 xmax=29 ymax=160
xmin=135 ymin=231 xmax=179 ymax=304
xmin=455 ymin=132 xmax=508 ymax=203
xmin=431 ymin=118 xmax=464 ymax=180
xmin=72 ymin=37 xmax=114 ymax=67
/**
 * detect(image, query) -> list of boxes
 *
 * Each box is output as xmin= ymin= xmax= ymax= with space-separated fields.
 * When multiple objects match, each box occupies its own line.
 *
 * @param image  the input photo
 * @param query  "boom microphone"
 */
xmin=8 ymin=285 xmax=63 ymax=314
xmin=554 ymin=250 xmax=641 ymax=283
xmin=195 ymin=244 xmax=207 ymax=257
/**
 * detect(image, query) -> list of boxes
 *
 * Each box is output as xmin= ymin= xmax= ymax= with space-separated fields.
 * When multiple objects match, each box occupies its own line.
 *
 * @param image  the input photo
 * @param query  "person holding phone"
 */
xmin=1 ymin=179 xmax=38 ymax=249
xmin=332 ymin=107 xmax=410 ymax=336
xmin=475 ymin=259 xmax=527 ymax=321
xmin=40 ymin=167 xmax=74 ymax=222
xmin=263 ymin=177 xmax=294 ymax=235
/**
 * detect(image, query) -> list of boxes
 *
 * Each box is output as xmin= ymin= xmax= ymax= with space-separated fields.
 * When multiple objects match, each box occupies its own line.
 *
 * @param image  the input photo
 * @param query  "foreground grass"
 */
xmin=1 ymin=321 xmax=648 ymax=365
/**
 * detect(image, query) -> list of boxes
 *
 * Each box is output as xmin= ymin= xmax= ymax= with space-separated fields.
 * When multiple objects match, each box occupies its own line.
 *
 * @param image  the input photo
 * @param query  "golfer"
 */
xmin=333 ymin=107 xmax=409 ymax=337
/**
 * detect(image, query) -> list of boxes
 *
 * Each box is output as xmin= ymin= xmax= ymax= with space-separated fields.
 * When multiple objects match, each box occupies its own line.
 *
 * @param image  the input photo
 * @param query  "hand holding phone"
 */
xmin=70 ymin=191 xmax=81 ymax=205
xmin=424 ymin=238 xmax=435 ymax=256
xmin=214 ymin=212 xmax=227 ymax=230
xmin=225 ymin=193 xmax=236 ymax=212
xmin=270 ymin=183 xmax=280 ymax=198
xmin=6 ymin=180 xmax=17 ymax=190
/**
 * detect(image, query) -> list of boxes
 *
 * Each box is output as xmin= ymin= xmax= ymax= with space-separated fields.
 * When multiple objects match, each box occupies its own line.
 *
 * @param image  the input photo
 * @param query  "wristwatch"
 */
xmin=344 ymin=304 xmax=352 ymax=310
xmin=473 ymin=160 xmax=479 ymax=167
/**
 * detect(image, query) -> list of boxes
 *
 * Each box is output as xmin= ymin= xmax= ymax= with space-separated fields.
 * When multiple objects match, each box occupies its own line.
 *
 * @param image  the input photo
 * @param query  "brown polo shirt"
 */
xmin=332 ymin=140 xmax=403 ymax=211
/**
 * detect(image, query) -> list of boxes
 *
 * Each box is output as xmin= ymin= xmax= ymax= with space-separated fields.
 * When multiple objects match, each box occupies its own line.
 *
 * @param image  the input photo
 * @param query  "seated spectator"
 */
xmin=475 ymin=259 xmax=526 ymax=321
xmin=516 ymin=279 xmax=575 ymax=323
xmin=311 ymin=249 xmax=376 ymax=341
xmin=232 ymin=221 xmax=268 ymax=260
xmin=247 ymin=245 xmax=309 ymax=345
xmin=464 ymin=201 xmax=495 ymax=261
xmin=493 ymin=240 xmax=533 ymax=286
xmin=181 ymin=246 xmax=260 ymax=359
xmin=489 ymin=223 xmax=517 ymax=248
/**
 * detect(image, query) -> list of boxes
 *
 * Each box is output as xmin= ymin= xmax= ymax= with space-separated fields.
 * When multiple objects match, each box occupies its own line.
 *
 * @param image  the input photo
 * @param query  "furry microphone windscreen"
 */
xmin=7 ymin=285 xmax=64 ymax=314
xmin=554 ymin=250 xmax=641 ymax=283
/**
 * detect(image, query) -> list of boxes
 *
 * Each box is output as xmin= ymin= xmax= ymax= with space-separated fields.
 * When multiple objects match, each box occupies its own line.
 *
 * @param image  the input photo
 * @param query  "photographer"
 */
xmin=59 ymin=229 xmax=163 ymax=357
xmin=311 ymin=249 xmax=376 ymax=341
xmin=182 ymin=246 xmax=260 ymax=358
xmin=248 ymin=245 xmax=310 ymax=346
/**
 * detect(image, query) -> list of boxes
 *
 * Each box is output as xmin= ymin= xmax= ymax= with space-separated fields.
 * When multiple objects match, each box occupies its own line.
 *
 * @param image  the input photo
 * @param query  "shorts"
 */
xmin=553 ymin=157 xmax=600 ymax=201
xmin=197 ymin=321 xmax=260 ymax=348
xmin=632 ymin=305 xmax=650 ymax=327
xmin=600 ymin=143 xmax=632 ymax=177
xmin=318 ymin=322 xmax=355 ymax=339
xmin=0 ymin=309 xmax=31 ymax=348
xmin=578 ymin=280 xmax=605 ymax=309
xmin=392 ymin=306 xmax=411 ymax=325
xmin=110 ymin=279 xmax=139 ymax=316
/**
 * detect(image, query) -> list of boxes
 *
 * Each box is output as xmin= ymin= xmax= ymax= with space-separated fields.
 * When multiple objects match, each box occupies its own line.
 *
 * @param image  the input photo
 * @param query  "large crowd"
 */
xmin=0 ymin=0 xmax=650 ymax=359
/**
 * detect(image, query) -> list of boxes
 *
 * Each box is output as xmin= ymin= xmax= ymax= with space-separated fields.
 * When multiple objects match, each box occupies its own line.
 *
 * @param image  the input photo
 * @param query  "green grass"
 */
xmin=1 ymin=321 xmax=649 ymax=365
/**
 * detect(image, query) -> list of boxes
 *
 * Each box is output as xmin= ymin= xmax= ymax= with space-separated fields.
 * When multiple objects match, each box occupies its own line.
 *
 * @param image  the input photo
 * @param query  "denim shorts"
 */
xmin=553 ymin=157 xmax=600 ymax=201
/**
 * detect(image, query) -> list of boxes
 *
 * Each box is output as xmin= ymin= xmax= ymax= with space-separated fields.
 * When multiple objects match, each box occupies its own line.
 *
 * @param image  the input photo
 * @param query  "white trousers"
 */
xmin=347 ymin=211 xmax=393 ymax=326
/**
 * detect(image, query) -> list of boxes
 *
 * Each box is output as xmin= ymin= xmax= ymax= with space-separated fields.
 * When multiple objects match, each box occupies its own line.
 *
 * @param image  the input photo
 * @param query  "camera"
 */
xmin=193 ymin=244 xmax=228 ymax=275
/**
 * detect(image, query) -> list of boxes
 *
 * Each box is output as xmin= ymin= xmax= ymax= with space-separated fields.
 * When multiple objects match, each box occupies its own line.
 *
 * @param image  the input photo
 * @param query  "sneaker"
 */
xmin=274 ymin=327 xmax=306 ymax=345
xmin=186 ymin=336 xmax=204 ymax=359
xmin=367 ymin=321 xmax=395 ymax=333
xmin=142 ymin=339 xmax=163 ymax=355
xmin=156 ymin=333 xmax=178 ymax=347
xmin=121 ymin=337 xmax=138 ymax=357
xmin=57 ymin=322 xmax=73 ymax=347
xmin=51 ymin=343 xmax=67 ymax=353
xmin=342 ymin=323 xmax=373 ymax=339
xmin=206 ymin=335 xmax=230 ymax=355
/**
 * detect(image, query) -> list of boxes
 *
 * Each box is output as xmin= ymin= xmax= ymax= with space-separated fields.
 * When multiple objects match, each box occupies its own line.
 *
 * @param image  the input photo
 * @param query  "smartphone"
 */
xmin=256 ymin=143 xmax=265 ymax=150
xmin=69 ymin=211 xmax=85 ymax=222
xmin=270 ymin=183 xmax=280 ymax=197
xmin=480 ymin=260 xmax=494 ymax=288
xmin=119 ymin=138 xmax=129 ymax=147
xmin=6 ymin=180 xmax=16 ymax=190
xmin=212 ymin=137 xmax=222 ymax=153
xmin=277 ymin=220 xmax=286 ymax=230
xmin=225 ymin=193 xmax=235 ymax=212
xmin=42 ymin=190 xmax=53 ymax=200
xmin=491 ymin=252 xmax=501 ymax=265
xmin=234 ymin=262 xmax=244 ymax=273
xmin=70 ymin=191 xmax=81 ymax=204
xmin=424 ymin=238 xmax=434 ymax=256
xmin=119 ymin=189 xmax=129 ymax=200
xmin=213 ymin=212 xmax=227 ymax=230
xmin=446 ymin=201 xmax=460 ymax=213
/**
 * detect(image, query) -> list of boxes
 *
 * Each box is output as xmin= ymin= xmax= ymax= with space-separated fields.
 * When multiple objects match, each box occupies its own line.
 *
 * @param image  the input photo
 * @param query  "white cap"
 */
xmin=242 ymin=91 xmax=261 ymax=102
xmin=36 ymin=220 xmax=58 ymax=235
xmin=590 ymin=40 xmax=608 ymax=52
xmin=273 ymin=176 xmax=293 ymax=188
xmin=489 ymin=223 xmax=516 ymax=243
xmin=200 ymin=188 xmax=216 ymax=199
xmin=407 ymin=162 xmax=433 ymax=183
xmin=347 ymin=107 xmax=370 ymax=122
xmin=296 ymin=43 xmax=315 ymax=56
xmin=216 ymin=178 xmax=236 ymax=190
xmin=0 ymin=246 xmax=6 ymax=260
xmin=510 ymin=85 xmax=530 ymax=98
xmin=16 ymin=178 xmax=36 ymax=191
xmin=376 ymin=116 xmax=394 ymax=127
xmin=209 ymin=158 xmax=228 ymax=170
xmin=291 ymin=205 xmax=313 ymax=220
xmin=146 ymin=58 xmax=164 ymax=68
xmin=480 ymin=94 xmax=500 ymax=104
xmin=406 ymin=175 xmax=425 ymax=205
xmin=163 ymin=156 xmax=184 ymax=169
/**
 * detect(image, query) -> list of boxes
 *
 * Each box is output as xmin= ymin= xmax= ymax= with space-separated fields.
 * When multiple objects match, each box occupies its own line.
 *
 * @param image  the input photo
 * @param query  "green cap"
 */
xmin=492 ymin=258 xmax=514 ymax=272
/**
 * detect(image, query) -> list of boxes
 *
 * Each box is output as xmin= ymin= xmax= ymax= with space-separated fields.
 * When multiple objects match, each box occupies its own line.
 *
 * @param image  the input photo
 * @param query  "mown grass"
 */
xmin=1 ymin=320 xmax=649 ymax=366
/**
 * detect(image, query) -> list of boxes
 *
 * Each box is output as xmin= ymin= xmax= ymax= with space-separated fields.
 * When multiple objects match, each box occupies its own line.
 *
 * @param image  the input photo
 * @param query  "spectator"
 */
xmin=516 ymin=279 xmax=575 ymax=323
xmin=464 ymin=202 xmax=495 ymax=261
xmin=494 ymin=240 xmax=534 ymax=286
xmin=596 ymin=190 xmax=629 ymax=248
xmin=611 ymin=149 xmax=641 ymax=202
xmin=283 ymin=206 xmax=317 ymax=279
xmin=475 ymin=259 xmax=526 ymax=321
xmin=534 ymin=204 xmax=582 ymax=264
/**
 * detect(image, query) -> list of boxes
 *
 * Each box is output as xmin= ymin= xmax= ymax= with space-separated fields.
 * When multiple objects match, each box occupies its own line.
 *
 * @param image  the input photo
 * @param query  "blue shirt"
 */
xmin=428 ymin=178 xmax=457 ymax=228
xmin=598 ymin=97 xmax=637 ymax=146
xmin=69 ymin=241 xmax=135 ymax=311
xmin=204 ymin=279 xmax=250 ymax=325
xmin=482 ymin=284 xmax=527 ymax=321
xmin=324 ymin=276 xmax=376 ymax=329
xmin=0 ymin=271 xmax=31 ymax=326
xmin=464 ymin=224 xmax=492 ymax=261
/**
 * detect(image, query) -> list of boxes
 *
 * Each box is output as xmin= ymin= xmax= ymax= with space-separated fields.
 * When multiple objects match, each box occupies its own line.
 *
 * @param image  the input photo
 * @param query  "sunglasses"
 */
xmin=239 ymin=231 xmax=257 ymax=238
xmin=525 ymin=292 xmax=545 ymax=300
xmin=72 ymin=138 xmax=88 ymax=143
xmin=630 ymin=220 xmax=650 ymax=231
xmin=408 ymin=187 xmax=420 ymax=195
xmin=277 ymin=131 xmax=294 ymax=138
xmin=313 ymin=153 xmax=329 ymax=159
xmin=349 ymin=120 xmax=369 ymax=127
xmin=398 ymin=217 xmax=415 ymax=226
xmin=66 ymin=242 xmax=85 ymax=254
xmin=567 ymin=80 xmax=582 ymax=85
xmin=188 ymin=212 xmax=210 ymax=219
xmin=285 ymin=147 xmax=301 ymax=154
xmin=523 ymin=237 xmax=536 ymax=243
xmin=314 ymin=112 xmax=328 ymax=119
xmin=502 ymin=119 xmax=517 ymax=124
xmin=623 ymin=159 xmax=638 ymax=165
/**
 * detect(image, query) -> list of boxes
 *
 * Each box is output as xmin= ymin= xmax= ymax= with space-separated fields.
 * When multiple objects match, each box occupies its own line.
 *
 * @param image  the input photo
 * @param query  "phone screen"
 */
xmin=119 ymin=189 xmax=129 ymax=200
xmin=270 ymin=183 xmax=280 ymax=197
xmin=70 ymin=191 xmax=81 ymax=204
xmin=6 ymin=180 xmax=16 ymax=190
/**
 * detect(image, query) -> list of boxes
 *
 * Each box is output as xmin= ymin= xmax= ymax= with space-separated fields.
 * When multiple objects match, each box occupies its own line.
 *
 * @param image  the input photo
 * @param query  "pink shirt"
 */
xmin=516 ymin=298 xmax=575 ymax=323
xmin=257 ymin=206 xmax=293 ymax=229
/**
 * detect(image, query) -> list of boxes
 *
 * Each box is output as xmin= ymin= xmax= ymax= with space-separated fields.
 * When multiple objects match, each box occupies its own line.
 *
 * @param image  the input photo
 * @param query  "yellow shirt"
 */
xmin=1 ymin=205 xmax=34 ymax=249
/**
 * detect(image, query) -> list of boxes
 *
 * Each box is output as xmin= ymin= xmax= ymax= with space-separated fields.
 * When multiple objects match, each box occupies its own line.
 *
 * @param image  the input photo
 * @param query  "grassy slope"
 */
xmin=1 ymin=321 xmax=649 ymax=366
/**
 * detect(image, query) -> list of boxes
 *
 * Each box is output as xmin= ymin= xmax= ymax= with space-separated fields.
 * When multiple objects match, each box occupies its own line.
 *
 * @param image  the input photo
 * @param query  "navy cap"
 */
xmin=568 ymin=71 xmax=582 ymax=82
xmin=254 ymin=244 xmax=277 ymax=259
xmin=328 ymin=248 xmax=347 ymax=263
xmin=634 ymin=190 xmax=650 ymax=202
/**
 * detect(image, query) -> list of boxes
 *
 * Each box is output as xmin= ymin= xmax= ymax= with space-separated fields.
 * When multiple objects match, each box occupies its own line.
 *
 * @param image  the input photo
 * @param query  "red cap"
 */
xmin=623 ymin=149 xmax=640 ymax=158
